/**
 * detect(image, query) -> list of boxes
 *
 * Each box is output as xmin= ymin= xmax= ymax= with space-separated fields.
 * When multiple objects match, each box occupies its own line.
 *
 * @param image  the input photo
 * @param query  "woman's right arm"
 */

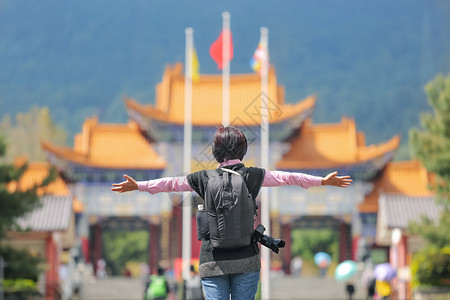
xmin=111 ymin=174 xmax=193 ymax=194
xmin=262 ymin=170 xmax=323 ymax=189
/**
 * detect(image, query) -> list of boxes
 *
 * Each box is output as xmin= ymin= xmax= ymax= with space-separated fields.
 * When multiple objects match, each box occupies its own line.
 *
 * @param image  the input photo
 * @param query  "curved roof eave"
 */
xmin=276 ymin=135 xmax=400 ymax=170
xmin=125 ymin=95 xmax=316 ymax=127
xmin=41 ymin=141 xmax=166 ymax=170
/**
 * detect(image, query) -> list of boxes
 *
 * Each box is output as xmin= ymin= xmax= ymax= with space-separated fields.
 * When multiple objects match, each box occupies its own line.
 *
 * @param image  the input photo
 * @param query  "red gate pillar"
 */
xmin=282 ymin=223 xmax=292 ymax=274
xmin=339 ymin=221 xmax=351 ymax=262
xmin=45 ymin=234 xmax=58 ymax=300
xmin=93 ymin=222 xmax=102 ymax=274
xmin=148 ymin=222 xmax=160 ymax=274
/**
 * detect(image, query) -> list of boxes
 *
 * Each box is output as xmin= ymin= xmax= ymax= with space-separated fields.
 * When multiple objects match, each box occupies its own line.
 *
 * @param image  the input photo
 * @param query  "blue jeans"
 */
xmin=201 ymin=271 xmax=260 ymax=300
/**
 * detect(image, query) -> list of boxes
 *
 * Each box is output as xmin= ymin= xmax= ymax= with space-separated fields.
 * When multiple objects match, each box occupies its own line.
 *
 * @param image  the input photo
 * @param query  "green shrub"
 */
xmin=102 ymin=230 xmax=149 ymax=275
xmin=291 ymin=228 xmax=339 ymax=262
xmin=0 ymin=246 xmax=42 ymax=281
xmin=3 ymin=279 xmax=37 ymax=292
xmin=411 ymin=247 xmax=450 ymax=288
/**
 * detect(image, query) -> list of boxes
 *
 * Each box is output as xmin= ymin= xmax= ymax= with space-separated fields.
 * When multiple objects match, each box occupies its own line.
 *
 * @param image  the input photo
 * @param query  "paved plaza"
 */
xmin=80 ymin=275 xmax=366 ymax=300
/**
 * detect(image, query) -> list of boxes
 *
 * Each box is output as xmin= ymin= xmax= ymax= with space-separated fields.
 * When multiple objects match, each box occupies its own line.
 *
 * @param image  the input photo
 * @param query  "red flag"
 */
xmin=209 ymin=29 xmax=233 ymax=70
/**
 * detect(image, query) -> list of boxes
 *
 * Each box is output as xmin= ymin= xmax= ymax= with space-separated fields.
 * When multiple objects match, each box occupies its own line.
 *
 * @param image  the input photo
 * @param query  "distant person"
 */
xmin=112 ymin=125 xmax=352 ymax=300
xmin=96 ymin=258 xmax=107 ymax=279
xmin=362 ymin=266 xmax=376 ymax=300
xmin=185 ymin=265 xmax=204 ymax=300
xmin=375 ymin=280 xmax=391 ymax=300
xmin=145 ymin=267 xmax=169 ymax=300
xmin=124 ymin=268 xmax=131 ymax=277
xmin=367 ymin=277 xmax=376 ymax=300
xmin=291 ymin=256 xmax=303 ymax=277
xmin=346 ymin=282 xmax=355 ymax=300
xmin=319 ymin=260 xmax=328 ymax=277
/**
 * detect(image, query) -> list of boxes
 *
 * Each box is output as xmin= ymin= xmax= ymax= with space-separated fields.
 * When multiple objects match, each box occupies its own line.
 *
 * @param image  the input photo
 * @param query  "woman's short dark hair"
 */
xmin=212 ymin=126 xmax=248 ymax=163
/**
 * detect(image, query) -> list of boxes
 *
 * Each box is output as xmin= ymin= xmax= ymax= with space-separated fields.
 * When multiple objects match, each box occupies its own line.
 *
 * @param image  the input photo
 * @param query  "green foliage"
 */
xmin=410 ymin=74 xmax=450 ymax=205
xmin=409 ymin=210 xmax=450 ymax=249
xmin=102 ymin=230 xmax=149 ymax=275
xmin=410 ymin=247 xmax=450 ymax=288
xmin=409 ymin=74 xmax=450 ymax=288
xmin=0 ymin=139 xmax=38 ymax=239
xmin=408 ymin=73 xmax=450 ymax=248
xmin=0 ymin=136 xmax=59 ymax=239
xmin=0 ymin=137 xmax=53 ymax=283
xmin=0 ymin=246 xmax=42 ymax=281
xmin=291 ymin=228 xmax=339 ymax=262
xmin=3 ymin=279 xmax=38 ymax=292
xmin=0 ymin=106 xmax=67 ymax=163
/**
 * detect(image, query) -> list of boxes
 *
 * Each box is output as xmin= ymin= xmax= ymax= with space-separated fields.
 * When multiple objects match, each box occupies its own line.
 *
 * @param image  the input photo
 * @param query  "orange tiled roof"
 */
xmin=42 ymin=117 xmax=165 ymax=170
xmin=358 ymin=160 xmax=434 ymax=213
xmin=8 ymin=160 xmax=70 ymax=196
xmin=276 ymin=118 xmax=400 ymax=169
xmin=125 ymin=63 xmax=316 ymax=126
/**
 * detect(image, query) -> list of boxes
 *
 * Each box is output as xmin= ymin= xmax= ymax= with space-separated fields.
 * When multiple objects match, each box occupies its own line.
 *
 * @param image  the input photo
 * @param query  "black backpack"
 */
xmin=198 ymin=167 xmax=257 ymax=249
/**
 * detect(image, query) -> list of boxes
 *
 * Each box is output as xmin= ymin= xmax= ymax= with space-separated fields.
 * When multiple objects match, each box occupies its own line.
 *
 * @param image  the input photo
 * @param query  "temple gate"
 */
xmin=43 ymin=63 xmax=400 ymax=275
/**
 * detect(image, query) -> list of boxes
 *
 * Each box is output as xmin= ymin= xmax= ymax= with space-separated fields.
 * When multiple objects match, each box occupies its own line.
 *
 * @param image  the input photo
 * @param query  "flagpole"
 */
xmin=260 ymin=26 xmax=270 ymax=300
xmin=222 ymin=11 xmax=230 ymax=126
xmin=182 ymin=27 xmax=193 ymax=281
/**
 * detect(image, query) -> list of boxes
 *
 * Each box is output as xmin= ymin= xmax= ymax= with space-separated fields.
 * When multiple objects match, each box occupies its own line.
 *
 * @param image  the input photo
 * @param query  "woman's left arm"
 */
xmin=263 ymin=170 xmax=352 ymax=188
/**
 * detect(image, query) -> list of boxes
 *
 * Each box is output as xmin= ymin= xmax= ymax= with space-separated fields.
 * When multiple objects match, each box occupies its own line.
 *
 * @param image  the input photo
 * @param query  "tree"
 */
xmin=0 ymin=136 xmax=40 ymax=239
xmin=0 ymin=134 xmax=57 ymax=237
xmin=409 ymin=74 xmax=450 ymax=206
xmin=291 ymin=228 xmax=339 ymax=262
xmin=409 ymin=74 xmax=450 ymax=287
xmin=0 ymin=135 xmax=59 ymax=293
xmin=0 ymin=246 xmax=41 ymax=281
xmin=102 ymin=230 xmax=149 ymax=275
xmin=0 ymin=106 xmax=67 ymax=163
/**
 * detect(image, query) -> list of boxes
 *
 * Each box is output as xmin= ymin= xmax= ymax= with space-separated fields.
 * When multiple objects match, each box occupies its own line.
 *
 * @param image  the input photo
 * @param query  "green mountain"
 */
xmin=1 ymin=0 xmax=450 ymax=150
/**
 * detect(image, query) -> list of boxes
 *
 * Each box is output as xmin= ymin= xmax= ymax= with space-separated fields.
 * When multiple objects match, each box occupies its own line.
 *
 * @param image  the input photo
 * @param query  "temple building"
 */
xmin=360 ymin=160 xmax=440 ymax=299
xmin=5 ymin=159 xmax=76 ymax=300
xmin=42 ymin=118 xmax=176 ymax=270
xmin=43 ymin=63 xmax=410 ymax=276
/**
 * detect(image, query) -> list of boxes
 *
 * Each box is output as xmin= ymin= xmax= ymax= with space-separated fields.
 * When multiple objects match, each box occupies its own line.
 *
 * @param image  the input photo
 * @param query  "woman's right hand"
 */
xmin=110 ymin=174 xmax=138 ymax=193
xmin=321 ymin=171 xmax=352 ymax=187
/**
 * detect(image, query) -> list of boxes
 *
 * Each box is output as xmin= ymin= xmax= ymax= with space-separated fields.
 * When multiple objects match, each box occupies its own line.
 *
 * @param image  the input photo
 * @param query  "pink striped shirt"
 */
xmin=137 ymin=159 xmax=323 ymax=194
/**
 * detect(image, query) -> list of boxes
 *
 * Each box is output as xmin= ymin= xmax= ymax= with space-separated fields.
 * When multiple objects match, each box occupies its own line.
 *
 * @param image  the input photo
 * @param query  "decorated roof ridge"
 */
xmin=125 ymin=61 xmax=317 ymax=127
xmin=276 ymin=117 xmax=400 ymax=169
xmin=42 ymin=117 xmax=166 ymax=170
xmin=125 ymin=94 xmax=316 ymax=127
xmin=74 ymin=116 xmax=143 ymax=154
xmin=42 ymin=140 xmax=165 ymax=170
xmin=358 ymin=160 xmax=434 ymax=213
xmin=8 ymin=158 xmax=70 ymax=196
xmin=161 ymin=62 xmax=277 ymax=82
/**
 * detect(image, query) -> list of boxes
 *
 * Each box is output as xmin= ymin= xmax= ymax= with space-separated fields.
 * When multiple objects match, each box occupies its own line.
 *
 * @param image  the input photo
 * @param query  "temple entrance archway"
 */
xmin=280 ymin=216 xmax=352 ymax=276
xmin=89 ymin=216 xmax=160 ymax=276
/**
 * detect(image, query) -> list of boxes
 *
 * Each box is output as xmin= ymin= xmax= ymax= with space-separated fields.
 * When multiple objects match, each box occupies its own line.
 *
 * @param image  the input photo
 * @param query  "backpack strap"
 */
xmin=205 ymin=169 xmax=222 ymax=211
xmin=220 ymin=167 xmax=259 ymax=215
xmin=220 ymin=168 xmax=241 ymax=176
xmin=220 ymin=168 xmax=240 ymax=197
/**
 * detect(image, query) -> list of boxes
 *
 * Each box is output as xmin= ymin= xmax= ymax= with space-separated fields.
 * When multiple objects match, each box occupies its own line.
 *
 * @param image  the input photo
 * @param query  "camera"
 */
xmin=252 ymin=224 xmax=285 ymax=254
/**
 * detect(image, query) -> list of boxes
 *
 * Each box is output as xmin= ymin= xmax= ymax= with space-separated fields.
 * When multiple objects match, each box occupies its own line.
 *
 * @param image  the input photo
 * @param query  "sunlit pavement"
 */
xmin=80 ymin=276 xmax=145 ymax=300
xmin=268 ymin=275 xmax=365 ymax=299
xmin=80 ymin=275 xmax=366 ymax=300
